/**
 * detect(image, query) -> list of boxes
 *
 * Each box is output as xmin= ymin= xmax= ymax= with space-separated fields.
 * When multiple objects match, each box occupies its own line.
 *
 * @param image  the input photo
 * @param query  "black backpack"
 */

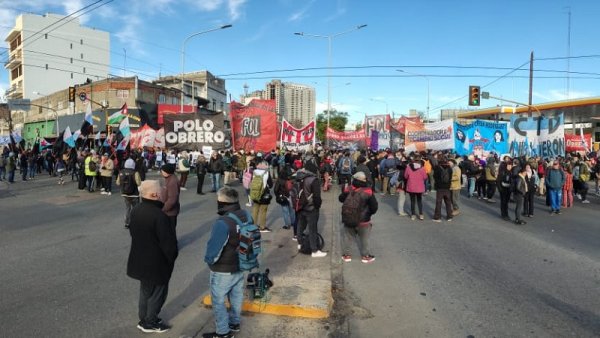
xmin=120 ymin=171 xmax=137 ymax=195
xmin=290 ymin=176 xmax=316 ymax=212
xmin=88 ymin=160 xmax=97 ymax=172
xmin=299 ymin=233 xmax=324 ymax=255
xmin=438 ymin=166 xmax=451 ymax=185
xmin=341 ymin=189 xmax=365 ymax=227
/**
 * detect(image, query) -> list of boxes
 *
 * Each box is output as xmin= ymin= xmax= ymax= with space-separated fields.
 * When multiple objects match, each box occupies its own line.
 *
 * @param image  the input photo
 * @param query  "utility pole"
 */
xmin=528 ymin=51 xmax=534 ymax=116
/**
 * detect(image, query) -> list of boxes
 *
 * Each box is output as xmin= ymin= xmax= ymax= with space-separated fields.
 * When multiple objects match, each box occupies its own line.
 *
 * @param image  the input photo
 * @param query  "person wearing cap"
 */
xmin=545 ymin=160 xmax=566 ymax=215
xmin=204 ymin=186 xmax=248 ymax=338
xmin=127 ymin=180 xmax=178 ymax=333
xmin=160 ymin=163 xmax=181 ymax=230
xmin=117 ymin=158 xmax=142 ymax=229
xmin=100 ymin=153 xmax=114 ymax=196
xmin=338 ymin=171 xmax=378 ymax=263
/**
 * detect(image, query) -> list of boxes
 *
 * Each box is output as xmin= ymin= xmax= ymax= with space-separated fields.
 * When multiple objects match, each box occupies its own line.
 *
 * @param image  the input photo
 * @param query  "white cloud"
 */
xmin=227 ymin=0 xmax=246 ymax=21
xmin=192 ymin=0 xmax=223 ymax=11
xmin=324 ymin=0 xmax=346 ymax=22
xmin=533 ymin=89 xmax=593 ymax=102
xmin=288 ymin=0 xmax=315 ymax=22
xmin=62 ymin=0 xmax=88 ymax=23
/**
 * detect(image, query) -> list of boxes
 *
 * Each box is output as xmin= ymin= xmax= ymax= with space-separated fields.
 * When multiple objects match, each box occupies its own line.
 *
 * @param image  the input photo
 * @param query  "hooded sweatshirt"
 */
xmin=404 ymin=161 xmax=427 ymax=193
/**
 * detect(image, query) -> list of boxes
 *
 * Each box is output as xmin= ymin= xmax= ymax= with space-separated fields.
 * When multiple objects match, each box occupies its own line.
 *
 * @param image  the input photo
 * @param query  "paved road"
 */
xmin=336 ymin=188 xmax=600 ymax=337
xmin=2 ymin=173 xmax=600 ymax=337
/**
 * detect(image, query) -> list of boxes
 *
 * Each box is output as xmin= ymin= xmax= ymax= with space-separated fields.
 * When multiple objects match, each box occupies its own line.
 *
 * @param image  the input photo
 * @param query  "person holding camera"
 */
xmin=204 ymin=186 xmax=248 ymax=338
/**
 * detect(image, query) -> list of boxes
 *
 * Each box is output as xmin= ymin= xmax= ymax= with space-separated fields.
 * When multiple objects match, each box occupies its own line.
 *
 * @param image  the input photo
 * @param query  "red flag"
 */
xmin=230 ymin=100 xmax=278 ymax=152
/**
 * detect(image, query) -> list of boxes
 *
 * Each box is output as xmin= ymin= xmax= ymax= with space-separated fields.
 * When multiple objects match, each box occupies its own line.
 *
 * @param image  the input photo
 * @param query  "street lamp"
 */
xmin=295 ymin=24 xmax=367 ymax=146
xmin=181 ymin=24 xmax=233 ymax=113
xmin=370 ymin=98 xmax=389 ymax=115
xmin=397 ymin=69 xmax=430 ymax=121
xmin=33 ymin=91 xmax=59 ymax=137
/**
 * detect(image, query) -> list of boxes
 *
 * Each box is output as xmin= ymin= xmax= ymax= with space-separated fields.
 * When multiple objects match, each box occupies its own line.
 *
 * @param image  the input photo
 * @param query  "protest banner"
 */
xmin=508 ymin=113 xmax=565 ymax=158
xmin=163 ymin=112 xmax=226 ymax=150
xmin=280 ymin=119 xmax=316 ymax=151
xmin=565 ymin=133 xmax=591 ymax=153
xmin=326 ymin=128 xmax=366 ymax=150
xmin=230 ymin=100 xmax=278 ymax=152
xmin=454 ymin=120 xmax=509 ymax=157
xmin=404 ymin=119 xmax=454 ymax=152
xmin=365 ymin=114 xmax=391 ymax=149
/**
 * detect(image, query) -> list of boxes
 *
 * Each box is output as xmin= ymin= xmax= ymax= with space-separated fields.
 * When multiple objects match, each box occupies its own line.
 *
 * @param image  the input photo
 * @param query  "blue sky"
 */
xmin=2 ymin=0 xmax=600 ymax=126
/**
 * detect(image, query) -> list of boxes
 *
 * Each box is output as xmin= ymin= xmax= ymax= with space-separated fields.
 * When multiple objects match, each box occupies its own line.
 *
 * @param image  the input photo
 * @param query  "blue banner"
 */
xmin=454 ymin=120 xmax=509 ymax=157
xmin=508 ymin=113 xmax=564 ymax=158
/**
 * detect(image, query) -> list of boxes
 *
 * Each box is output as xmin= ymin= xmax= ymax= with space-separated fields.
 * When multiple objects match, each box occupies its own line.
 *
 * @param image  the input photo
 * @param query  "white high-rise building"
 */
xmin=4 ymin=13 xmax=110 ymax=100
xmin=265 ymin=80 xmax=315 ymax=127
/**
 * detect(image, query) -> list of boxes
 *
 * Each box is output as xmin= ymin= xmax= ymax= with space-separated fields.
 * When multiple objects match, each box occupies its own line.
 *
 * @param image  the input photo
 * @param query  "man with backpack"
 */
xmin=339 ymin=171 xmax=378 ymax=263
xmin=337 ymin=152 xmax=354 ymax=188
xmin=204 ymin=186 xmax=253 ymax=338
xmin=117 ymin=158 xmax=142 ymax=229
xmin=379 ymin=152 xmax=399 ymax=196
xmin=432 ymin=156 xmax=454 ymax=222
xmin=292 ymin=168 xmax=326 ymax=258
xmin=249 ymin=160 xmax=273 ymax=232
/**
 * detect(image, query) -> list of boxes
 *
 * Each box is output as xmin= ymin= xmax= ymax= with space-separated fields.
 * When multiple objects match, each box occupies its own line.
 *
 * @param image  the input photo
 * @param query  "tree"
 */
xmin=316 ymin=109 xmax=348 ymax=143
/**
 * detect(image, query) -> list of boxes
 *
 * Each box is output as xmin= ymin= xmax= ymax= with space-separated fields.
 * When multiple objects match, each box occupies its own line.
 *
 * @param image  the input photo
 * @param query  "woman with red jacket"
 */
xmin=404 ymin=156 xmax=428 ymax=220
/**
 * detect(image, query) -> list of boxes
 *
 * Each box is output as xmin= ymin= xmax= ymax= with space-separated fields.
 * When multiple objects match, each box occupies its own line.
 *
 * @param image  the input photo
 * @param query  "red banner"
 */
xmin=390 ymin=116 xmax=422 ymax=134
xmin=326 ymin=127 xmax=367 ymax=150
xmin=565 ymin=133 xmax=591 ymax=152
xmin=230 ymin=100 xmax=278 ymax=152
xmin=157 ymin=104 xmax=196 ymax=124
xmin=281 ymin=119 xmax=315 ymax=151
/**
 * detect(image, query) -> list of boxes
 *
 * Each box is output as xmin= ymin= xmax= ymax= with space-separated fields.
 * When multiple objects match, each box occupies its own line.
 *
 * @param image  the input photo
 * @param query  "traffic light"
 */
xmin=68 ymin=86 xmax=76 ymax=103
xmin=468 ymin=85 xmax=480 ymax=106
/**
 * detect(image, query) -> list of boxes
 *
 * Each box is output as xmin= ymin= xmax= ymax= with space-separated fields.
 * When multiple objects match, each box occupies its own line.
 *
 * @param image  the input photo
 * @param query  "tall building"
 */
xmin=4 ymin=13 xmax=110 ymax=100
xmin=265 ymin=80 xmax=315 ymax=127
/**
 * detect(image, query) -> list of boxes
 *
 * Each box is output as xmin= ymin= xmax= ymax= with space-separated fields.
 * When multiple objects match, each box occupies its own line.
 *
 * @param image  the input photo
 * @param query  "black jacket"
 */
xmin=338 ymin=179 xmax=378 ymax=224
xmin=355 ymin=163 xmax=373 ymax=186
xmin=127 ymin=199 xmax=178 ymax=285
xmin=209 ymin=155 xmax=224 ymax=174
xmin=433 ymin=164 xmax=453 ymax=190
xmin=296 ymin=169 xmax=322 ymax=210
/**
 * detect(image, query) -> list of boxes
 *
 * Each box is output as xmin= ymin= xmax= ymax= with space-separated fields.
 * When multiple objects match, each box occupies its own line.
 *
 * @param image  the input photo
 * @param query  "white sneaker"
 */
xmin=100 ymin=188 xmax=105 ymax=192
xmin=582 ymin=200 xmax=590 ymax=204
xmin=297 ymin=244 xmax=301 ymax=250
xmin=245 ymin=203 xmax=252 ymax=207
xmin=576 ymin=194 xmax=582 ymax=200
xmin=180 ymin=187 xmax=187 ymax=191
xmin=311 ymin=250 xmax=327 ymax=258
xmin=100 ymin=191 xmax=107 ymax=195
xmin=107 ymin=192 xmax=112 ymax=196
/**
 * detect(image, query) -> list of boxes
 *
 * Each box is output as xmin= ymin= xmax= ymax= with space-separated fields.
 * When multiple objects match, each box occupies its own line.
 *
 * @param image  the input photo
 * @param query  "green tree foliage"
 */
xmin=316 ymin=109 xmax=348 ymax=142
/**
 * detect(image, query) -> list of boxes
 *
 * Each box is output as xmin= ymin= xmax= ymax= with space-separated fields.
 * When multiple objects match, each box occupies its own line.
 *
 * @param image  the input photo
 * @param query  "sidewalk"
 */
xmin=167 ymin=181 xmax=342 ymax=337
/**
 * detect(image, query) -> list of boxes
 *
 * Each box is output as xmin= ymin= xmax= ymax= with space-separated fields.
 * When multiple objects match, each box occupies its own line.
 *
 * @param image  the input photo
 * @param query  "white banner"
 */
xmin=280 ymin=119 xmax=316 ymax=151
xmin=404 ymin=119 xmax=454 ymax=152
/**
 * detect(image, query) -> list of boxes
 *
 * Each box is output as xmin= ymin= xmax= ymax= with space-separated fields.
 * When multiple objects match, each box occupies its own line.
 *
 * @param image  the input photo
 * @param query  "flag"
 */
xmin=119 ymin=117 xmax=130 ymax=137
xmin=40 ymin=138 xmax=53 ymax=148
xmin=103 ymin=133 xmax=112 ymax=147
xmin=117 ymin=134 xmax=130 ymax=151
xmin=63 ymin=126 xmax=75 ymax=148
xmin=108 ymin=104 xmax=128 ymax=125
xmin=85 ymin=101 xmax=94 ymax=125
xmin=579 ymin=125 xmax=590 ymax=152
xmin=73 ymin=129 xmax=82 ymax=141
xmin=11 ymin=129 xmax=22 ymax=143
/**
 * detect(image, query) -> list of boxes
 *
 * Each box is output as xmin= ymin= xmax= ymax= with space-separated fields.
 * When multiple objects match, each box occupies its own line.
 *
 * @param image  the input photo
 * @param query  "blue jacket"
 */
xmin=545 ymin=168 xmax=565 ymax=190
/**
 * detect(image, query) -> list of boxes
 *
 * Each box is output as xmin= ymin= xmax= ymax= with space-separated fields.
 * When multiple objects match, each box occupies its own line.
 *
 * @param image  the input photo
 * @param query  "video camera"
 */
xmin=246 ymin=268 xmax=274 ymax=299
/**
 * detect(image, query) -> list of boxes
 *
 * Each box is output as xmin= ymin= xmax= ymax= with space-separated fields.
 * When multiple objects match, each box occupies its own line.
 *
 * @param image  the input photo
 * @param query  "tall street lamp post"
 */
xmin=181 ymin=24 xmax=232 ymax=113
xmin=397 ymin=69 xmax=430 ymax=121
xmin=295 ymin=24 xmax=367 ymax=146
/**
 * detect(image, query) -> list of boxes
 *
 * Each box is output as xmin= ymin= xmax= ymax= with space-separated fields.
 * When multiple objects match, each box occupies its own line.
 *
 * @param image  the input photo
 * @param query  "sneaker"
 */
xmin=582 ymin=200 xmax=590 ymax=204
xmin=486 ymin=199 xmax=495 ymax=203
xmin=432 ymin=218 xmax=442 ymax=223
xmin=292 ymin=235 xmax=298 ymax=241
xmin=229 ymin=323 xmax=240 ymax=332
xmin=260 ymin=228 xmax=272 ymax=233
xmin=515 ymin=220 xmax=527 ymax=225
xmin=180 ymin=187 xmax=187 ymax=191
xmin=447 ymin=218 xmax=453 ymax=222
xmin=410 ymin=215 xmax=416 ymax=221
xmin=245 ymin=203 xmax=252 ymax=207
xmin=311 ymin=250 xmax=327 ymax=258
xmin=100 ymin=188 xmax=105 ymax=192
xmin=137 ymin=322 xmax=171 ymax=333
xmin=452 ymin=210 xmax=460 ymax=216
xmin=398 ymin=212 xmax=408 ymax=216
xmin=202 ymin=331 xmax=234 ymax=338
xmin=282 ymin=225 xmax=290 ymax=229
xmin=342 ymin=255 xmax=352 ymax=262
xmin=297 ymin=244 xmax=301 ymax=250
xmin=576 ymin=194 xmax=582 ymax=200
xmin=418 ymin=215 xmax=424 ymax=220
xmin=100 ymin=191 xmax=107 ymax=195
xmin=555 ymin=210 xmax=561 ymax=215
xmin=107 ymin=192 xmax=111 ymax=196
xmin=361 ymin=255 xmax=375 ymax=263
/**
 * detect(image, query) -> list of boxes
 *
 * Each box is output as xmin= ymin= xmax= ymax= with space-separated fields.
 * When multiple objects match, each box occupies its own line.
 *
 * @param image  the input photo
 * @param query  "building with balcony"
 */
xmin=153 ymin=70 xmax=227 ymax=114
xmin=4 ymin=13 xmax=110 ymax=100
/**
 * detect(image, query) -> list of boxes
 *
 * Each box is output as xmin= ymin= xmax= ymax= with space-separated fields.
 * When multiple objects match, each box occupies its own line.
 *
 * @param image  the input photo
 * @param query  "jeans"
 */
xmin=8 ymin=169 xmax=15 ymax=182
xmin=281 ymin=202 xmax=295 ymax=227
xmin=397 ymin=189 xmax=406 ymax=214
xmin=124 ymin=196 xmax=139 ymax=227
xmin=0 ymin=167 xmax=5 ymax=180
xmin=342 ymin=224 xmax=371 ymax=257
xmin=297 ymin=209 xmax=320 ymax=252
xmin=87 ymin=175 xmax=95 ymax=192
xmin=138 ymin=281 xmax=168 ymax=325
xmin=468 ymin=177 xmax=476 ymax=197
xmin=211 ymin=173 xmax=221 ymax=192
xmin=548 ymin=188 xmax=562 ymax=211
xmin=28 ymin=165 xmax=35 ymax=178
xmin=210 ymin=271 xmax=244 ymax=335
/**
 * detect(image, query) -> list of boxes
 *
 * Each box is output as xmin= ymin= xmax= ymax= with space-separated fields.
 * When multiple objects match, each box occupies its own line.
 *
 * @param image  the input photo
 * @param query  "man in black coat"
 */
xmin=127 ymin=180 xmax=178 ymax=333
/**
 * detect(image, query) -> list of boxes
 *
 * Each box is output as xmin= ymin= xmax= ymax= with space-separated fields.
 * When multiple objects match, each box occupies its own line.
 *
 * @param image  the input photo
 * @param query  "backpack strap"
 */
xmin=225 ymin=210 xmax=252 ymax=225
